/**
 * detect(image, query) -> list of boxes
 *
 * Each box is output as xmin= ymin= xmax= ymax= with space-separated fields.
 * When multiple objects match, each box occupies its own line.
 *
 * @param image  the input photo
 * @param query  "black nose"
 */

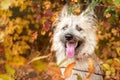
xmin=65 ymin=34 xmax=73 ymax=40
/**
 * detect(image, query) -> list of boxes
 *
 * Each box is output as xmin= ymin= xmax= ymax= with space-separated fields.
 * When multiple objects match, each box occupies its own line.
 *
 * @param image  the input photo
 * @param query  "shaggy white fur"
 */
xmin=53 ymin=4 xmax=103 ymax=80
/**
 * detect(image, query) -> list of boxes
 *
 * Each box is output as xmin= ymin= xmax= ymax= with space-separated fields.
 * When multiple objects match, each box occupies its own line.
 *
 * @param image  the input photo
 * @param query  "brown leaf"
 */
xmin=46 ymin=62 xmax=62 ymax=75
xmin=64 ymin=62 xmax=76 ymax=79
xmin=46 ymin=62 xmax=64 ymax=80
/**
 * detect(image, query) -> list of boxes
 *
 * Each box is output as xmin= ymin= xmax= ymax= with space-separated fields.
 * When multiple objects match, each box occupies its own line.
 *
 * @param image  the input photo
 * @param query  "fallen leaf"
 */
xmin=64 ymin=62 xmax=76 ymax=79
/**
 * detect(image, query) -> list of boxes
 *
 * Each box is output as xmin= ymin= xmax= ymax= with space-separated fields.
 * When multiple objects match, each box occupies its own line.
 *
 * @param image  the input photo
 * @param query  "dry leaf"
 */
xmin=64 ymin=62 xmax=76 ymax=79
xmin=85 ymin=58 xmax=95 ymax=79
xmin=105 ymin=13 xmax=111 ymax=18
xmin=47 ymin=62 xmax=62 ymax=75
xmin=46 ymin=62 xmax=64 ymax=80
xmin=30 ymin=31 xmax=38 ymax=43
xmin=41 ymin=30 xmax=46 ymax=35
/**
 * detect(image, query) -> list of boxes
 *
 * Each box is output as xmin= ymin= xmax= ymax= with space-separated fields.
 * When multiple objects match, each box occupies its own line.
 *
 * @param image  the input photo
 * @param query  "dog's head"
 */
xmin=53 ymin=4 xmax=98 ymax=59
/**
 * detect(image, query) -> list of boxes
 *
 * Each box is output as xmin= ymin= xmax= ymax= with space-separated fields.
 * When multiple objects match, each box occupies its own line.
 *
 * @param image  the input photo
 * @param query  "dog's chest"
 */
xmin=59 ymin=57 xmax=103 ymax=80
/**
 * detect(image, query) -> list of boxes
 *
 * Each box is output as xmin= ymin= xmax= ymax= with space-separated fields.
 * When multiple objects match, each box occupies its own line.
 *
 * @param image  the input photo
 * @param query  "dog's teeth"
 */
xmin=75 ymin=42 xmax=78 ymax=48
xmin=66 ymin=42 xmax=78 ymax=48
xmin=66 ymin=42 xmax=69 ymax=47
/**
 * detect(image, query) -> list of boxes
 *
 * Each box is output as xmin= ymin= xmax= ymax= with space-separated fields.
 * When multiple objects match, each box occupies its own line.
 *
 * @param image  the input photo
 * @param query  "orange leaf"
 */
xmin=30 ymin=31 xmax=38 ymax=43
xmin=64 ymin=62 xmax=76 ymax=79
xmin=85 ymin=58 xmax=95 ymax=79
xmin=105 ymin=13 xmax=111 ymax=18
xmin=46 ymin=62 xmax=62 ymax=76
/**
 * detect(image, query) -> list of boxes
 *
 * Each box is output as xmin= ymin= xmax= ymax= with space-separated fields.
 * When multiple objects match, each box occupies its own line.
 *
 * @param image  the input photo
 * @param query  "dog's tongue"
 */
xmin=66 ymin=43 xmax=75 ymax=58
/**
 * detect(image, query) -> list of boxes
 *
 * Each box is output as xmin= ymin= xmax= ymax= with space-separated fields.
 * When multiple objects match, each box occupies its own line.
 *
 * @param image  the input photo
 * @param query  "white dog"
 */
xmin=53 ymin=4 xmax=103 ymax=80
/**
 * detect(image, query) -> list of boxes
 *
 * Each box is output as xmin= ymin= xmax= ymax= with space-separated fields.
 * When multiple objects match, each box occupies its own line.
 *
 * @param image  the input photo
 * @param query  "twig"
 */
xmin=60 ymin=67 xmax=103 ymax=76
xmin=28 ymin=53 xmax=52 ymax=64
xmin=81 ymin=3 xmax=120 ymax=9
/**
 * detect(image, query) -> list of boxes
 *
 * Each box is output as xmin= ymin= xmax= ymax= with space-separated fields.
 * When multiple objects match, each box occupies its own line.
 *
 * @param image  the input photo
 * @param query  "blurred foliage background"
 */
xmin=0 ymin=0 xmax=120 ymax=80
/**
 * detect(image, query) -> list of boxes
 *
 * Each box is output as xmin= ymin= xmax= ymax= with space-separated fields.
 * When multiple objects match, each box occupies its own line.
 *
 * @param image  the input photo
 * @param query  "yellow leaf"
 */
xmin=0 ymin=0 xmax=11 ymax=10
xmin=105 ymin=70 xmax=111 ymax=76
xmin=116 ymin=47 xmax=120 ymax=56
xmin=102 ymin=63 xmax=110 ymax=70
xmin=9 ymin=55 xmax=26 ymax=66
xmin=106 ymin=59 xmax=113 ymax=64
xmin=110 ymin=67 xmax=115 ymax=74
xmin=32 ymin=60 xmax=46 ymax=72
xmin=0 ymin=31 xmax=4 ymax=43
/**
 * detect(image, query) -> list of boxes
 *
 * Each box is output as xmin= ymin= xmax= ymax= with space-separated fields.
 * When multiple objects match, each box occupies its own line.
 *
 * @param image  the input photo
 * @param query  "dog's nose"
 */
xmin=65 ymin=34 xmax=73 ymax=40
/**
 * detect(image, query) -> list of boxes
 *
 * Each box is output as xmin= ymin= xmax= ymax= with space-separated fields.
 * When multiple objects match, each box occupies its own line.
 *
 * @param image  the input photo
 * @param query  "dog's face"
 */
xmin=53 ymin=5 xmax=97 ymax=59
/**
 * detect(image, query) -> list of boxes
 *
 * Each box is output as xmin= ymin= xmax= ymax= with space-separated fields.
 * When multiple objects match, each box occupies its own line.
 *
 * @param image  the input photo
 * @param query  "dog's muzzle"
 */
xmin=64 ymin=33 xmax=82 ymax=58
xmin=65 ymin=33 xmax=73 ymax=41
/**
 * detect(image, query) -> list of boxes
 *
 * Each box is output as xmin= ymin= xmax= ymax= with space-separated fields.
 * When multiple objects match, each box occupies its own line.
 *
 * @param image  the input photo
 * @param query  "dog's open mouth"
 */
xmin=65 ymin=41 xmax=82 ymax=58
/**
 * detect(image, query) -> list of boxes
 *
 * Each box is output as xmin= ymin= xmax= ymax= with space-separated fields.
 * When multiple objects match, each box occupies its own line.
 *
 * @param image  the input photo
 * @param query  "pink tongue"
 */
xmin=66 ymin=43 xmax=75 ymax=58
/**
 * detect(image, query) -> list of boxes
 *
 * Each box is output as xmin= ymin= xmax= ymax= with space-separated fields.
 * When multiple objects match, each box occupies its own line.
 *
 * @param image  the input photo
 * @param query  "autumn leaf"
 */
xmin=64 ymin=62 xmax=76 ymax=79
xmin=112 ymin=58 xmax=120 ymax=67
xmin=46 ymin=62 xmax=64 ymax=80
xmin=102 ymin=63 xmax=110 ymax=71
xmin=85 ymin=58 xmax=95 ymax=79
xmin=46 ymin=62 xmax=62 ymax=75
xmin=0 ymin=0 xmax=11 ymax=10
xmin=41 ymin=30 xmax=46 ymax=35
xmin=116 ymin=47 xmax=120 ymax=56
xmin=5 ymin=64 xmax=15 ymax=76
xmin=30 ymin=31 xmax=38 ymax=43
xmin=0 ymin=74 xmax=14 ymax=80
xmin=0 ymin=31 xmax=4 ymax=43
xmin=105 ymin=13 xmax=111 ymax=18
xmin=43 ymin=1 xmax=51 ymax=10
xmin=32 ymin=60 xmax=46 ymax=72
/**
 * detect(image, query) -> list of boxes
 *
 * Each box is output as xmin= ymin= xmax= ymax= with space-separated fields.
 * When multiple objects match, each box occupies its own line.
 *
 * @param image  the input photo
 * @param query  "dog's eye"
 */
xmin=62 ymin=25 xmax=68 ymax=30
xmin=76 ymin=25 xmax=82 ymax=31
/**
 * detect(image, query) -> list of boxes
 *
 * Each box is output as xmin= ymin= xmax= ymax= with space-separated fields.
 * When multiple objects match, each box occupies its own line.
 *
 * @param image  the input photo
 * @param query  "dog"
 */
xmin=53 ymin=4 xmax=103 ymax=80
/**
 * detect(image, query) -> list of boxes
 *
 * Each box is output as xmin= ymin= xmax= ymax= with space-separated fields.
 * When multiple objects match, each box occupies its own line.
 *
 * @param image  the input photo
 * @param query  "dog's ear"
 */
xmin=60 ymin=4 xmax=69 ymax=18
xmin=79 ymin=5 xmax=98 ymax=29
xmin=80 ymin=5 xmax=96 ymax=19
